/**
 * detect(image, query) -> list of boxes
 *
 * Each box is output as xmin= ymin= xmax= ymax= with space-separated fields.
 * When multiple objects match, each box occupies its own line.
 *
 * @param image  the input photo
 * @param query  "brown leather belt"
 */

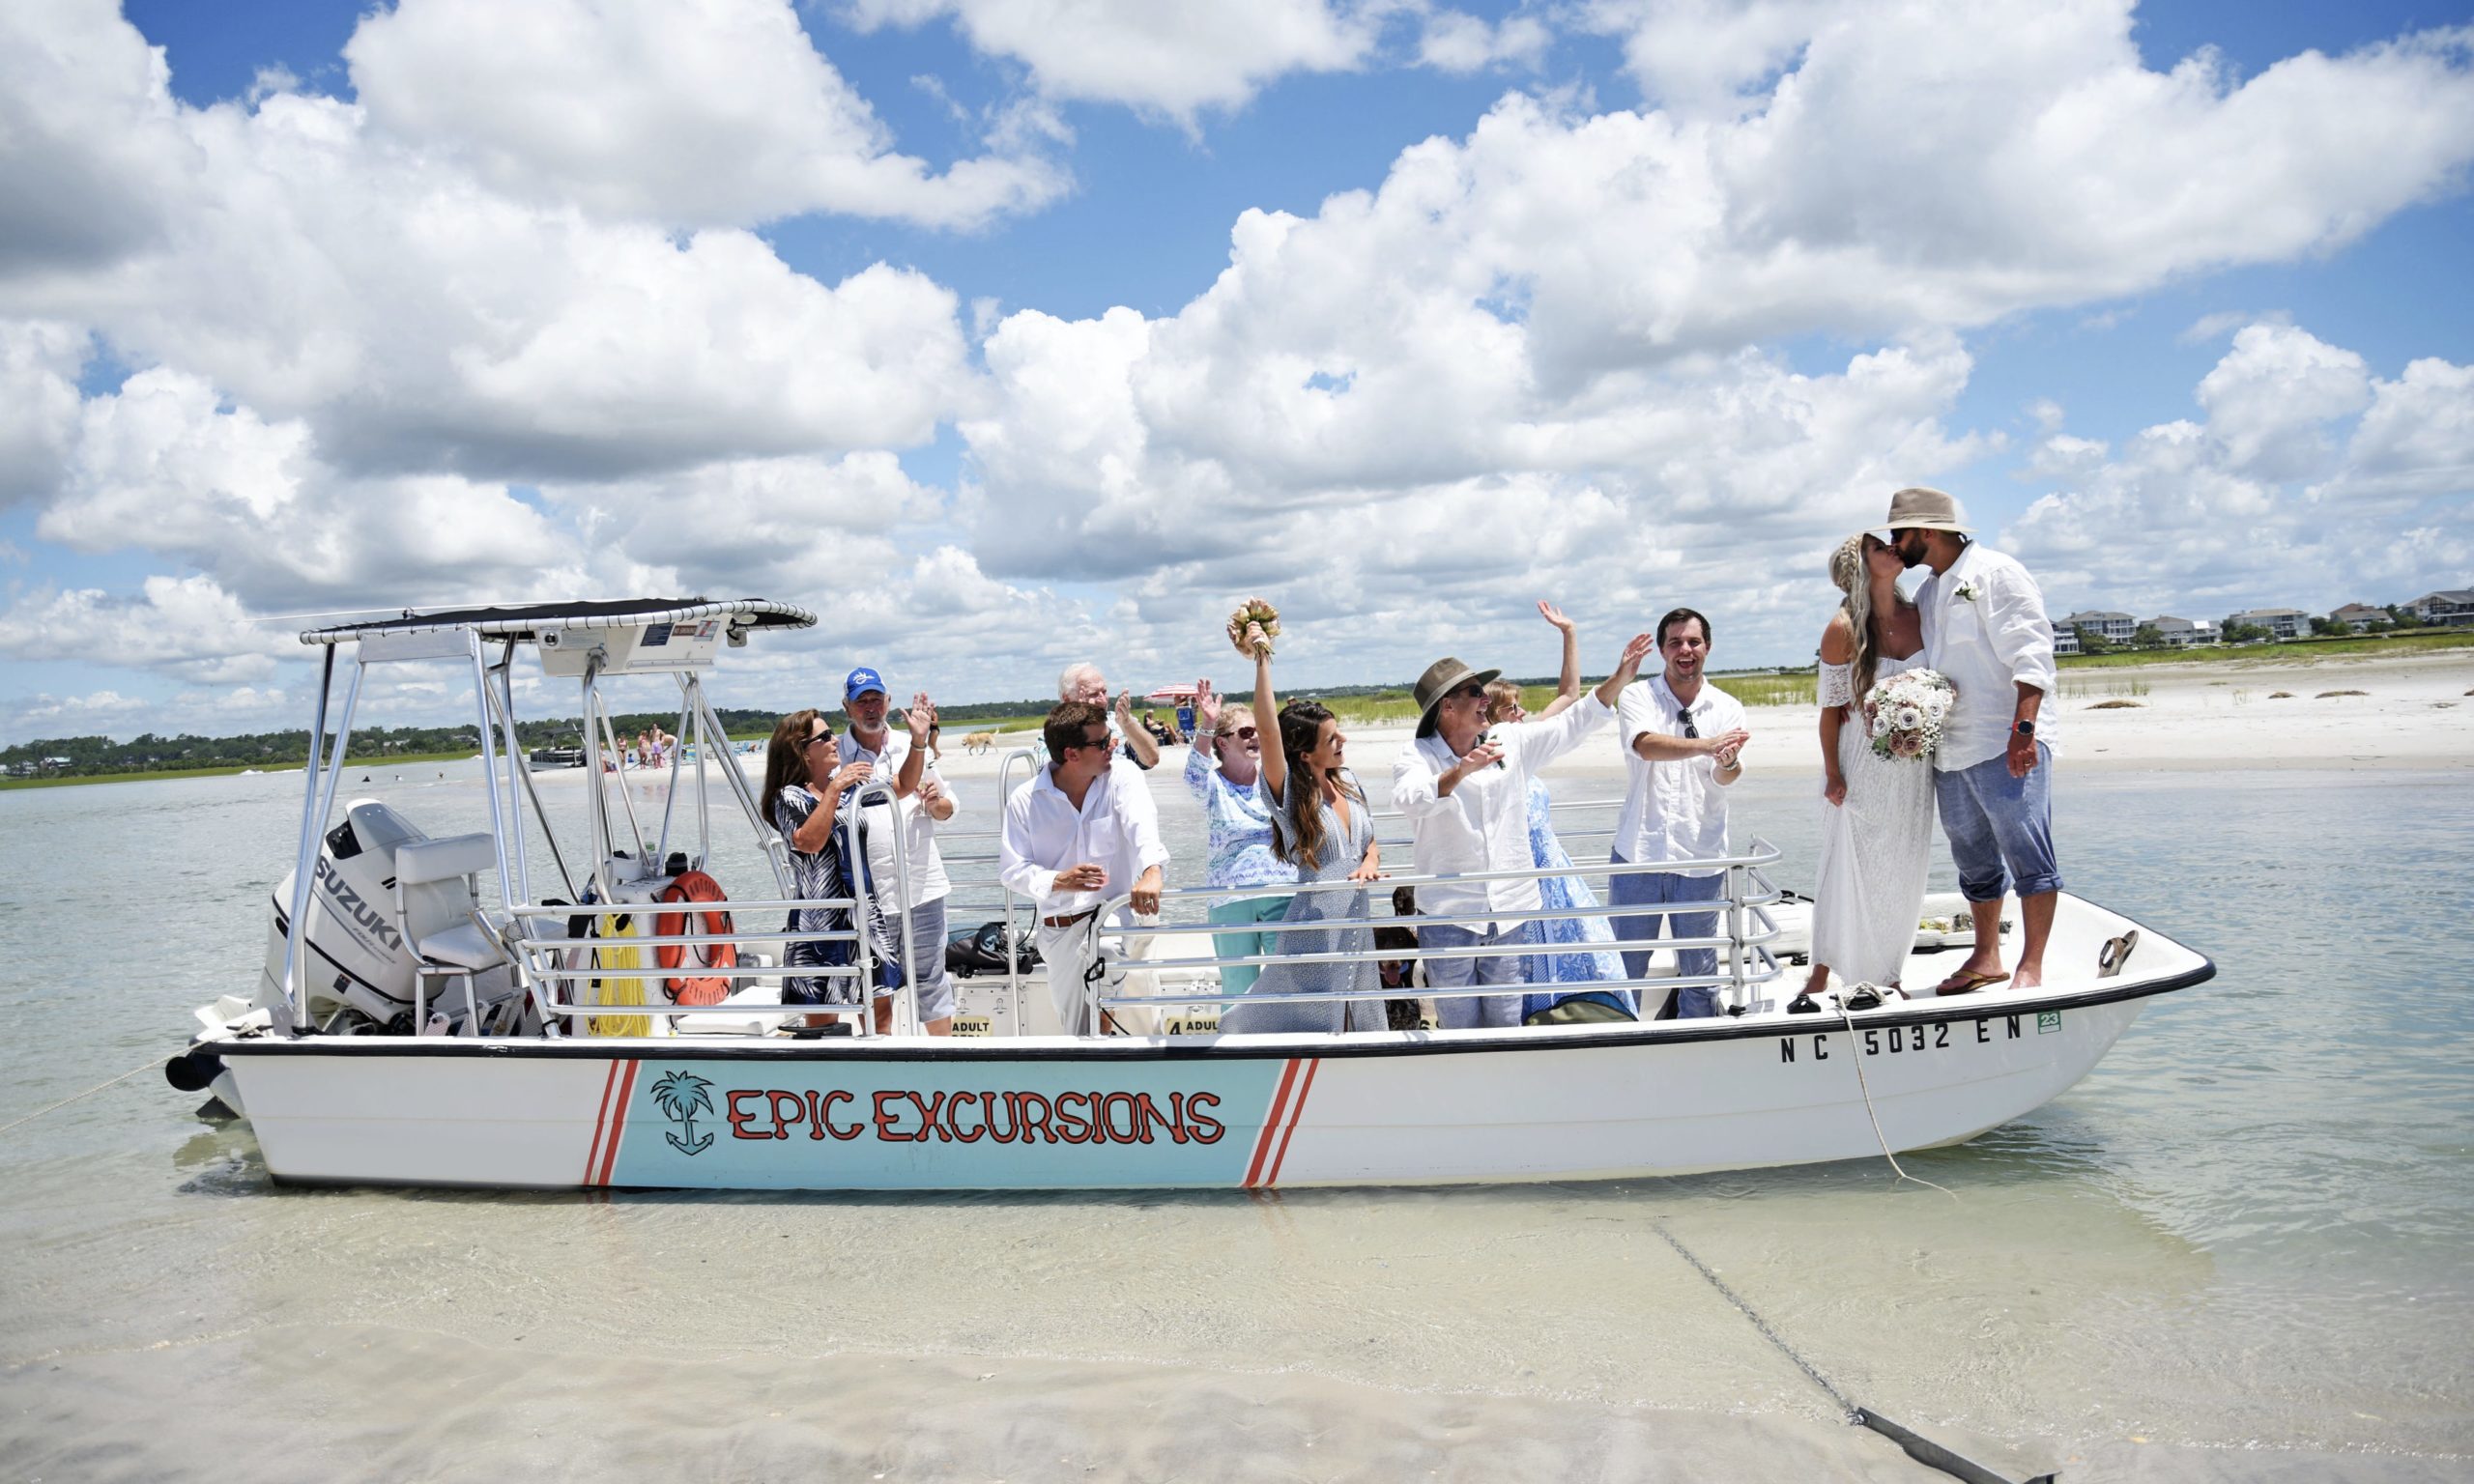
xmin=1042 ymin=907 xmax=1099 ymax=929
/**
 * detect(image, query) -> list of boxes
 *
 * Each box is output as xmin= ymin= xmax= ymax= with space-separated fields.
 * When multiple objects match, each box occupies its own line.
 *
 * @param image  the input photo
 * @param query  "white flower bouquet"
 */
xmin=1226 ymin=597 xmax=1281 ymax=656
xmin=1864 ymin=668 xmax=1956 ymax=761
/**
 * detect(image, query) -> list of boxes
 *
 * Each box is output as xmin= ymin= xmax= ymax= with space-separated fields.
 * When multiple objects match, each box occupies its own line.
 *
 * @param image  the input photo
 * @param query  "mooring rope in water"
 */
xmin=1653 ymin=1218 xmax=2056 ymax=1484
xmin=0 ymin=1051 xmax=177 ymax=1138
xmin=1652 ymin=1218 xmax=1862 ymax=1423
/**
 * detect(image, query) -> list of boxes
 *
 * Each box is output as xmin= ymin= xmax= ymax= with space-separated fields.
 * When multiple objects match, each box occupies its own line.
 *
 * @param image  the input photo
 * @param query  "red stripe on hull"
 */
xmin=1262 ymin=1060 xmax=1320 ymax=1188
xmin=582 ymin=1061 xmax=621 ymax=1184
xmin=1242 ymin=1058 xmax=1302 ymax=1188
xmin=592 ymin=1062 xmax=640 ymax=1187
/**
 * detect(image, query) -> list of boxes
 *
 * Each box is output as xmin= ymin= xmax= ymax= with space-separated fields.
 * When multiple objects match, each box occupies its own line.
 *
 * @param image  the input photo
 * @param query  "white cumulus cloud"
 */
xmin=345 ymin=0 xmax=1067 ymax=230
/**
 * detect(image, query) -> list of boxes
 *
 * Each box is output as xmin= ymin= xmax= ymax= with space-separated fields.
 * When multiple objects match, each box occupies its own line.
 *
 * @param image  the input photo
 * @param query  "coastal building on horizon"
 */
xmin=2227 ymin=608 xmax=2310 ymax=641
xmin=2330 ymin=602 xmax=2389 ymax=632
xmin=2408 ymin=589 xmax=2474 ymax=626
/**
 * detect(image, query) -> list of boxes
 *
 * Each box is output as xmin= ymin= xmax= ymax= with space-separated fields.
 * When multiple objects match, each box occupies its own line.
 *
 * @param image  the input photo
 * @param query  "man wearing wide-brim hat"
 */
xmin=1391 ymin=628 xmax=1656 ymax=1029
xmin=1884 ymin=486 xmax=2064 ymax=995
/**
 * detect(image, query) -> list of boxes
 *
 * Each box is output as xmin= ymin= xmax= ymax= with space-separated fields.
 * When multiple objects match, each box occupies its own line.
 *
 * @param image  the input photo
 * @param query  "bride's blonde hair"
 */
xmin=1828 ymin=534 xmax=1882 ymax=703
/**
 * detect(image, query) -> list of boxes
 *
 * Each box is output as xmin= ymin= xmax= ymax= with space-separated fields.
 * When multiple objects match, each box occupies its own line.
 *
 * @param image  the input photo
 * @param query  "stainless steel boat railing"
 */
xmin=1071 ymin=841 xmax=1786 ymax=1030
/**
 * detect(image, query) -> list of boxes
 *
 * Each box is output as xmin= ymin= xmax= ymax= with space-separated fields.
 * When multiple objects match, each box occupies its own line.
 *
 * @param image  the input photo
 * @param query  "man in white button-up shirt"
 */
xmin=1611 ymin=609 xmax=1751 ymax=1017
xmin=1393 ymin=631 xmax=1655 ymax=1029
xmin=1887 ymin=486 xmax=2063 ymax=994
xmin=999 ymin=700 xmax=1170 ymax=1035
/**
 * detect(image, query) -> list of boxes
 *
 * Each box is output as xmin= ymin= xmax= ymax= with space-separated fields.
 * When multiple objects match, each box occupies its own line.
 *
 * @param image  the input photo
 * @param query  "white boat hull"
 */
xmin=205 ymin=892 xmax=2206 ymax=1190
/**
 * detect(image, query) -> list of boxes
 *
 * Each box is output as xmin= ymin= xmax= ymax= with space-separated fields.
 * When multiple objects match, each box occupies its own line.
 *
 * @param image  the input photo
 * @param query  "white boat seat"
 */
xmin=395 ymin=833 xmax=503 ymax=990
xmin=397 ymin=833 xmax=499 ymax=886
xmin=416 ymin=921 xmax=502 ymax=971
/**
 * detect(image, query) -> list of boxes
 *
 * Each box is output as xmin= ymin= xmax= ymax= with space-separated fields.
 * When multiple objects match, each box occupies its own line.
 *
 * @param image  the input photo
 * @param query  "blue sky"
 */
xmin=4 ymin=0 xmax=2472 ymax=739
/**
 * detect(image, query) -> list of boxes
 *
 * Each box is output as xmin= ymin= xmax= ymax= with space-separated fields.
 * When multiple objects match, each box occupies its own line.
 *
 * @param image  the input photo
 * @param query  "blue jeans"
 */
xmin=1207 ymin=892 xmax=1293 ymax=998
xmin=1935 ymin=745 xmax=2062 ymax=902
xmin=1607 ymin=855 xmax=1727 ymax=1018
xmin=1421 ymin=921 xmax=1529 ymax=1029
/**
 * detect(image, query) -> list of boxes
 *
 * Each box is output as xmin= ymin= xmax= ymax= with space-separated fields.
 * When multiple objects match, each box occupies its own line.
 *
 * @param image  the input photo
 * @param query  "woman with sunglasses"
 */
xmin=759 ymin=708 xmax=875 ymax=1025
xmin=1183 ymin=676 xmax=1298 ymax=998
xmin=1220 ymin=619 xmax=1385 ymax=1034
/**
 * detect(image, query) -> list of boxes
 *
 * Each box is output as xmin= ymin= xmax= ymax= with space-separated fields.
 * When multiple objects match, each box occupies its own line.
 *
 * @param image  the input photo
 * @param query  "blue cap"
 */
xmin=843 ymin=667 xmax=888 ymax=700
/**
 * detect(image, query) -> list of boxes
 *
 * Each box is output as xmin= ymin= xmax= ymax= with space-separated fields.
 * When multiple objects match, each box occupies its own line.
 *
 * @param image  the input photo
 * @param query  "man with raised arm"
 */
xmin=1058 ymin=662 xmax=1160 ymax=770
xmin=1885 ymin=485 xmax=2062 ymax=994
xmin=998 ymin=699 xmax=1169 ymax=1036
xmin=1610 ymin=608 xmax=1751 ymax=1018
xmin=1392 ymin=626 xmax=1657 ymax=1029
xmin=839 ymin=666 xmax=957 ymax=1036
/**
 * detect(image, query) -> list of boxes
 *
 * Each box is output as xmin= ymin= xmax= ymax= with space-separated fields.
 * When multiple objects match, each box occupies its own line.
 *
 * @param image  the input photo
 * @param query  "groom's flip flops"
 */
xmin=1933 ymin=967 xmax=2011 ymax=996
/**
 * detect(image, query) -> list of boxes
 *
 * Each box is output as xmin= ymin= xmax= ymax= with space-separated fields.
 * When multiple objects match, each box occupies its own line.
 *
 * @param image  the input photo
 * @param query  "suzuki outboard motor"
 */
xmin=261 ymin=798 xmax=426 ymax=1029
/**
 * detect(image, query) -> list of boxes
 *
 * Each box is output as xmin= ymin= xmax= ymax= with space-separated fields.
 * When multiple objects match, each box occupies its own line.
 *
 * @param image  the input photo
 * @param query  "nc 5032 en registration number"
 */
xmin=1777 ymin=1010 xmax=2062 ymax=1064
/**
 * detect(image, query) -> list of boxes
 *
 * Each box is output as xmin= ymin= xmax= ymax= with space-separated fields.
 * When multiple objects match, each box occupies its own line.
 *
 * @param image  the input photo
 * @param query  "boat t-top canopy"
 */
xmin=299 ymin=597 xmax=816 ymax=646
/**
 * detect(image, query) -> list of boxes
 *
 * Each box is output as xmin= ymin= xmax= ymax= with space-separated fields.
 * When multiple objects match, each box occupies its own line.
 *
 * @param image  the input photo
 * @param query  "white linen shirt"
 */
xmin=1916 ymin=542 xmax=2059 ymax=772
xmin=998 ymin=757 xmax=1171 ymax=918
xmin=1391 ymin=695 xmax=1611 ymax=930
xmin=1614 ymin=675 xmax=1747 ymax=877
xmin=837 ymin=730 xmax=953 ymax=905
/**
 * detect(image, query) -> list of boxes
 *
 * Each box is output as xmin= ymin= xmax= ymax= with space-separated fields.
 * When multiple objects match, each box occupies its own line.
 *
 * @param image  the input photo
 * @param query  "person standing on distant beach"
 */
xmin=1610 ymin=609 xmax=1750 ymax=1018
xmin=1885 ymin=486 xmax=2062 ymax=994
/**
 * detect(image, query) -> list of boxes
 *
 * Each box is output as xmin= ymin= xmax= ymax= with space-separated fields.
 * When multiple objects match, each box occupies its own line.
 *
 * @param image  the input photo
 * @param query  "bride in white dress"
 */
xmin=1804 ymin=532 xmax=1935 ymax=997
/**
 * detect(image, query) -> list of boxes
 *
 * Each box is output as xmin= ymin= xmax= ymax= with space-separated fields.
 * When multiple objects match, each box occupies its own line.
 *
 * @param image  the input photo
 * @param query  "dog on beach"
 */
xmin=962 ymin=730 xmax=998 ymax=755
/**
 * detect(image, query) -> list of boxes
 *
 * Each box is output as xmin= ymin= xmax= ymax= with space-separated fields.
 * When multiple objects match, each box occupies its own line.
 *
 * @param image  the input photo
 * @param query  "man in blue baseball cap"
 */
xmin=840 ymin=667 xmax=958 ymax=1034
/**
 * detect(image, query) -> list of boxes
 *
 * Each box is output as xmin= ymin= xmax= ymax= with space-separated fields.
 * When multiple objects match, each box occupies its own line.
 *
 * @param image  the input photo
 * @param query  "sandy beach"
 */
xmin=906 ymin=650 xmax=2474 ymax=787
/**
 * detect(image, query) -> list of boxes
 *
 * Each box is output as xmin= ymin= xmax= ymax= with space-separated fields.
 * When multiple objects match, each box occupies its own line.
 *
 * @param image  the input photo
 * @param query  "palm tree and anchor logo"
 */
xmin=648 ymin=1070 xmax=715 ymax=1156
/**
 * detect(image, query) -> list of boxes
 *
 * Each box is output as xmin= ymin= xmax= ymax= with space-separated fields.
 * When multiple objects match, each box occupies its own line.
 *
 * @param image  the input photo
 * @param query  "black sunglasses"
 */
xmin=1449 ymin=682 xmax=1486 ymax=701
xmin=1677 ymin=708 xmax=1698 ymax=739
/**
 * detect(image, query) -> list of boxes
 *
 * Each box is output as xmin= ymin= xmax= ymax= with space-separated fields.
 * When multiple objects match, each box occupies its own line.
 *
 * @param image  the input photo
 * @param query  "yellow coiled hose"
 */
xmin=590 ymin=912 xmax=650 ymax=1038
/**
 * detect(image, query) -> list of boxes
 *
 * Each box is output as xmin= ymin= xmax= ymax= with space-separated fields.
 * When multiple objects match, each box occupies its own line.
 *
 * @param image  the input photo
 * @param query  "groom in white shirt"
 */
xmin=1886 ymin=486 xmax=2063 ymax=994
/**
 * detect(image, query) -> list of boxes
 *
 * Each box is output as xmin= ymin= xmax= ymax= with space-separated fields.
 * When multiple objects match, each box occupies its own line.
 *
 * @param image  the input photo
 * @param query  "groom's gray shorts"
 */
xmin=1934 ymin=745 xmax=2062 ymax=901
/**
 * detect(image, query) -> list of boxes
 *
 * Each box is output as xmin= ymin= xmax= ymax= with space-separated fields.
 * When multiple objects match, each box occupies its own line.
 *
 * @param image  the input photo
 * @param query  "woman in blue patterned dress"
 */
xmin=1182 ymin=677 xmax=1299 ymax=996
xmin=1484 ymin=603 xmax=1631 ymax=1020
xmin=1220 ymin=622 xmax=1385 ymax=1035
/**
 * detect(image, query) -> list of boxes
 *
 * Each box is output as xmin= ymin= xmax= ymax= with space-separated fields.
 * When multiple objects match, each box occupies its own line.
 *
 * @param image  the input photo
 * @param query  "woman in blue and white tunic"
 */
xmin=1220 ymin=625 xmax=1385 ymax=1035
xmin=1484 ymin=603 xmax=1631 ymax=1020
xmin=1181 ymin=679 xmax=1299 ymax=997
xmin=759 ymin=708 xmax=876 ymax=1022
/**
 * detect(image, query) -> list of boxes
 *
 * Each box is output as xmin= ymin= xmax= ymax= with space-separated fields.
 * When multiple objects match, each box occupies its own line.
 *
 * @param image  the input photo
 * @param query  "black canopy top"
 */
xmin=300 ymin=597 xmax=815 ymax=645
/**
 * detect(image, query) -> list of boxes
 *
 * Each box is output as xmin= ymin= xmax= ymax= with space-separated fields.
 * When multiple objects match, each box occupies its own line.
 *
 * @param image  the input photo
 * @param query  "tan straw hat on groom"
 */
xmin=1884 ymin=485 xmax=1973 ymax=534
xmin=1412 ymin=656 xmax=1500 ymax=737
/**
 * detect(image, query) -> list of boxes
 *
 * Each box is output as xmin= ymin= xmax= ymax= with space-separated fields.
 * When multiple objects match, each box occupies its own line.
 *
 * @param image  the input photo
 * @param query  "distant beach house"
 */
xmin=2060 ymin=609 xmax=2137 ymax=644
xmin=2329 ymin=602 xmax=2388 ymax=632
xmin=2227 ymin=608 xmax=2309 ymax=641
xmin=2054 ymin=627 xmax=2080 ymax=656
xmin=2407 ymin=589 xmax=2474 ymax=626
xmin=2144 ymin=615 xmax=2218 ymax=647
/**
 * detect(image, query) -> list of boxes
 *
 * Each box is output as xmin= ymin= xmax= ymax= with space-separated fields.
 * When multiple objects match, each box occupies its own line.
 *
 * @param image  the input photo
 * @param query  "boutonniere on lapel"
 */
xmin=1953 ymin=581 xmax=1979 ymax=604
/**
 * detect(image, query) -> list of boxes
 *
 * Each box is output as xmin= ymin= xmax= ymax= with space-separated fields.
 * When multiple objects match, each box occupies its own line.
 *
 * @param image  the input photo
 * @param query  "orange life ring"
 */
xmin=653 ymin=870 xmax=738 ymax=1006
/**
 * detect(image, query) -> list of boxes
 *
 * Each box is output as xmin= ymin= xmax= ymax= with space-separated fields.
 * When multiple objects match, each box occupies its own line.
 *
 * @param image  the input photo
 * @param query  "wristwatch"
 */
xmin=2013 ymin=718 xmax=2036 ymax=736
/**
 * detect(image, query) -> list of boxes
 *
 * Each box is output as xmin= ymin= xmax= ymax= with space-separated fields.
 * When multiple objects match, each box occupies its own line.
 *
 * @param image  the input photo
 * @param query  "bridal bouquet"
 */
xmin=1865 ymin=668 xmax=1956 ymax=761
xmin=1225 ymin=597 xmax=1281 ymax=656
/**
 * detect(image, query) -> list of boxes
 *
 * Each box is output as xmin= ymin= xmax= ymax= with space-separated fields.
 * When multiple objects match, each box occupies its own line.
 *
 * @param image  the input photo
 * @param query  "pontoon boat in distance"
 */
xmin=169 ymin=597 xmax=2213 ymax=1191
